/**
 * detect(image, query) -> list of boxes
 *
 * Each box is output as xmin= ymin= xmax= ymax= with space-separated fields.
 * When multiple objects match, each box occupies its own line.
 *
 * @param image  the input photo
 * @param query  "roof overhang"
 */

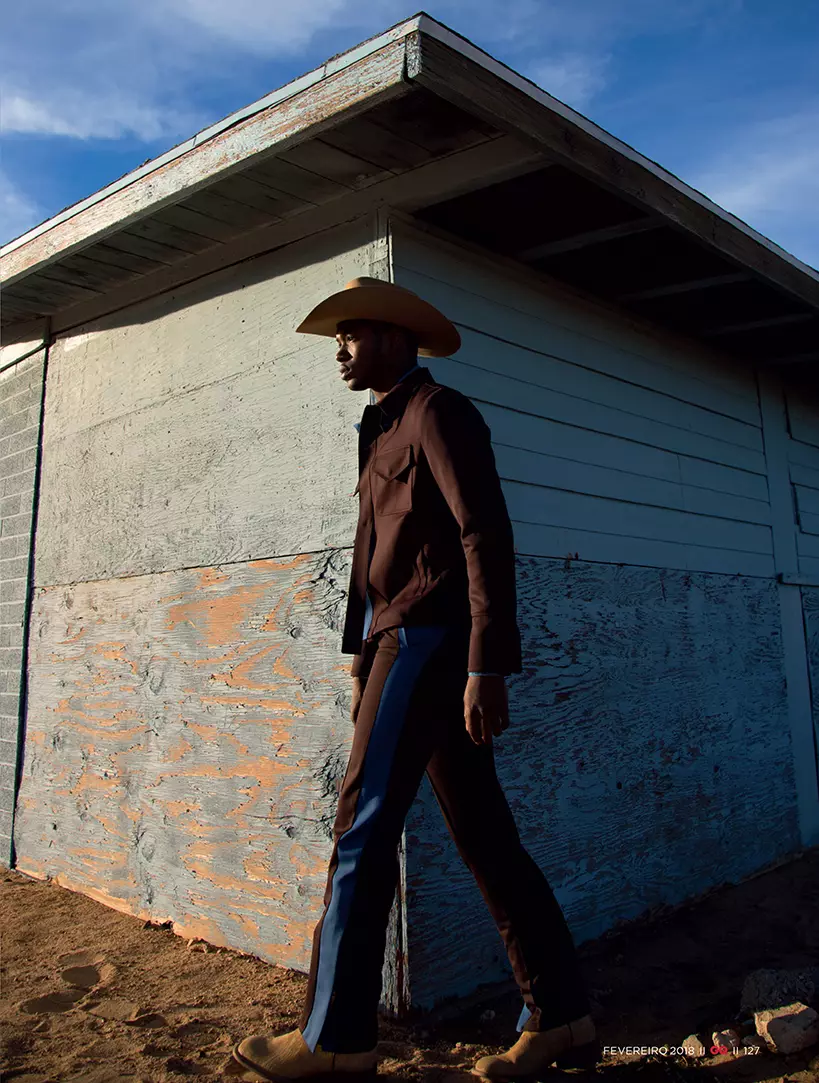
xmin=2 ymin=12 xmax=817 ymax=369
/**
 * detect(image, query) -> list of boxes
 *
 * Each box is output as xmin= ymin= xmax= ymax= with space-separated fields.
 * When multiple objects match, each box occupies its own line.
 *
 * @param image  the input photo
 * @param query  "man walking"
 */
xmin=232 ymin=278 xmax=599 ymax=1081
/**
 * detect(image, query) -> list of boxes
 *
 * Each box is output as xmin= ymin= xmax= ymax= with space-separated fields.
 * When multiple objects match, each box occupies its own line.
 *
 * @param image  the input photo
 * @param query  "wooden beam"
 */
xmin=406 ymin=30 xmax=819 ymax=313
xmin=0 ymin=39 xmax=411 ymax=286
xmin=620 ymin=272 xmax=752 ymax=302
xmin=516 ymin=218 xmax=661 ymax=261
xmin=0 ymin=319 xmax=49 ymax=369
xmin=757 ymin=352 xmax=819 ymax=368
xmin=37 ymin=135 xmax=541 ymax=335
xmin=702 ymin=313 xmax=815 ymax=337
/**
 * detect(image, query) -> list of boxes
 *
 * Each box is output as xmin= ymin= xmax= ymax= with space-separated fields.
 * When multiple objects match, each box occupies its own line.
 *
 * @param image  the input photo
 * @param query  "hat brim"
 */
xmin=296 ymin=283 xmax=461 ymax=358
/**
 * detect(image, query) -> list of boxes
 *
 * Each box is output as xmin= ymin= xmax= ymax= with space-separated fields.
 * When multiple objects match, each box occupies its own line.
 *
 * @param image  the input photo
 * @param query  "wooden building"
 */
xmin=2 ymin=14 xmax=818 ymax=1017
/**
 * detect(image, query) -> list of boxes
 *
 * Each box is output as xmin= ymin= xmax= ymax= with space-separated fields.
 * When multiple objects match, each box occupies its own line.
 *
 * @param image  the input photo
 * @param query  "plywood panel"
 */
xmin=405 ymin=556 xmax=799 ymax=1009
xmin=795 ymin=582 xmax=819 ymax=842
xmin=13 ymin=552 xmax=354 ymax=972
xmin=38 ymin=220 xmax=373 ymax=587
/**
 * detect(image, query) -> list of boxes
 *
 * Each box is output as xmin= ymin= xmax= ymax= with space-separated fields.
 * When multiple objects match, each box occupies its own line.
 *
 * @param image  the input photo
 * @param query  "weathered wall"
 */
xmin=782 ymin=367 xmax=819 ymax=806
xmin=12 ymin=219 xmax=382 ymax=970
xmin=391 ymin=222 xmax=804 ymax=1010
xmin=11 ymin=208 xmax=815 ymax=1019
xmin=784 ymin=369 xmax=819 ymax=582
xmin=0 ymin=346 xmax=45 ymax=865
xmin=16 ymin=553 xmax=352 ymax=964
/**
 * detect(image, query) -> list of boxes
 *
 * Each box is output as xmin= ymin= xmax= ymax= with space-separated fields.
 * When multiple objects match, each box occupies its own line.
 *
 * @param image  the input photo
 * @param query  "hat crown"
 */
xmin=343 ymin=276 xmax=419 ymax=299
xmin=297 ymin=274 xmax=461 ymax=357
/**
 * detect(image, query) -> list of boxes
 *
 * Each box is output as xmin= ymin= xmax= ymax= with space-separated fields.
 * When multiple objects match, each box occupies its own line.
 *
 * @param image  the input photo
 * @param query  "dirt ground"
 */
xmin=2 ymin=847 xmax=818 ymax=1083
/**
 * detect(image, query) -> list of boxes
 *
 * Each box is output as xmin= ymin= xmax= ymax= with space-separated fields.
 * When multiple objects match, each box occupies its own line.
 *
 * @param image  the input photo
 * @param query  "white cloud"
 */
xmin=1 ymin=91 xmax=201 ymax=142
xmin=692 ymin=110 xmax=819 ymax=271
xmin=159 ymin=0 xmax=354 ymax=53
xmin=528 ymin=52 xmax=610 ymax=108
xmin=0 ymin=169 xmax=44 ymax=244
xmin=0 ymin=0 xmax=402 ymax=144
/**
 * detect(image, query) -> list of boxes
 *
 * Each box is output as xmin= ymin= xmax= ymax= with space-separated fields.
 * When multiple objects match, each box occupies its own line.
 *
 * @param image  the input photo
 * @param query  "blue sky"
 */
xmin=2 ymin=0 xmax=818 ymax=270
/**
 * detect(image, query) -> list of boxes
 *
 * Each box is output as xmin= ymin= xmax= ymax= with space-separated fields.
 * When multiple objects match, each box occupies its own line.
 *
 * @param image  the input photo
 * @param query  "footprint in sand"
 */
xmin=17 ymin=989 xmax=86 ymax=1014
xmin=84 ymin=997 xmax=141 ymax=1022
xmin=57 ymin=949 xmax=117 ymax=990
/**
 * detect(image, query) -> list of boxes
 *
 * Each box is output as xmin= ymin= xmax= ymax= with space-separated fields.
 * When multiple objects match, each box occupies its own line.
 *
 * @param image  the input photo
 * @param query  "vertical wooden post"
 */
xmin=758 ymin=366 xmax=819 ymax=847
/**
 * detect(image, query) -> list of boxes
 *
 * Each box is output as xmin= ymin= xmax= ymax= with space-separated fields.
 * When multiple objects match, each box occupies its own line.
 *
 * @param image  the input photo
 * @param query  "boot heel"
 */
xmin=554 ymin=1037 xmax=601 ymax=1070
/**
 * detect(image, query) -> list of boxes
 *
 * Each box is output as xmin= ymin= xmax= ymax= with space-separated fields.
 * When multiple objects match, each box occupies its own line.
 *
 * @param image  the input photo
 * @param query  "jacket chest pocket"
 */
xmin=371 ymin=444 xmax=414 ymax=516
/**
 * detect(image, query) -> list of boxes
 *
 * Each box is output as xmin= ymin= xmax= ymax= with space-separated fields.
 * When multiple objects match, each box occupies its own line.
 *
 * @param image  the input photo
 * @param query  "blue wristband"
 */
xmin=468 ymin=671 xmax=503 ymax=677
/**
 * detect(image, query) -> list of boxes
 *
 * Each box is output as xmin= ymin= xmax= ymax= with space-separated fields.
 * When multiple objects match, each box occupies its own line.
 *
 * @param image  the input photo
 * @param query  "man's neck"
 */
xmin=372 ymin=359 xmax=420 ymax=404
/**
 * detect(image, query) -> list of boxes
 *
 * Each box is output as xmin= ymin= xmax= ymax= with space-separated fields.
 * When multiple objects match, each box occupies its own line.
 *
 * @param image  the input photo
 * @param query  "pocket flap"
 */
xmin=373 ymin=444 xmax=413 ymax=481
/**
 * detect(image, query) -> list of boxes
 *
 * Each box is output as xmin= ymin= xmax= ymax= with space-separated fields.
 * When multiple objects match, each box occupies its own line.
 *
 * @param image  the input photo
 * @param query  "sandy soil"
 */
xmin=2 ymin=847 xmax=818 ymax=1083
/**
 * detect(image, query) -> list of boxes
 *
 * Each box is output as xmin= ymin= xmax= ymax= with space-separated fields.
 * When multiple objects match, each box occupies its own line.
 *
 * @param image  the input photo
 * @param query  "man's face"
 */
xmin=335 ymin=319 xmax=401 ymax=391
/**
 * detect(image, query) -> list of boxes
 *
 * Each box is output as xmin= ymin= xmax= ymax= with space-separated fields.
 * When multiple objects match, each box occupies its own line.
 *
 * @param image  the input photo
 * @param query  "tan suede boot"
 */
xmin=472 ymin=1014 xmax=600 ymax=1079
xmin=232 ymin=1027 xmax=378 ymax=1082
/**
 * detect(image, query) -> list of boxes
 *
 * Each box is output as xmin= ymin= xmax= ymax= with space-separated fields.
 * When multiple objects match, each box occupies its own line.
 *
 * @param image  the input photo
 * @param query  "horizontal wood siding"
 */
xmin=392 ymin=224 xmax=799 ymax=1010
xmin=13 ymin=220 xmax=375 ymax=974
xmin=785 ymin=377 xmax=819 ymax=576
xmin=782 ymin=373 xmax=819 ymax=812
xmin=393 ymin=226 xmax=770 ymax=578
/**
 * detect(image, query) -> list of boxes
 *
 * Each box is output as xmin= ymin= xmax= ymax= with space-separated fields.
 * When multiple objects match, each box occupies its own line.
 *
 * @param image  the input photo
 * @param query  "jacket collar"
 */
xmin=372 ymin=363 xmax=432 ymax=422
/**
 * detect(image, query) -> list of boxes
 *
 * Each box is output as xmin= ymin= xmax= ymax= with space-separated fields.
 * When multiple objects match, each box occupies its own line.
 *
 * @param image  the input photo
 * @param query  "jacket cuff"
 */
xmin=468 ymin=614 xmax=523 ymax=676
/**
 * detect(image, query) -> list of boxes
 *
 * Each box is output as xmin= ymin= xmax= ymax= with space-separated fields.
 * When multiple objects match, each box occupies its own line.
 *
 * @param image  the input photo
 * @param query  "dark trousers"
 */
xmin=297 ymin=624 xmax=591 ymax=1053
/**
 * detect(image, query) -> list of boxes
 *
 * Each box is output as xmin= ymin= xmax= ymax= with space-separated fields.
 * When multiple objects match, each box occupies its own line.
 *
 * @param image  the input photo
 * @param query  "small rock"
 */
xmin=186 ymin=939 xmax=213 ymax=953
xmin=756 ymin=1002 xmax=819 ymax=1055
xmin=741 ymin=1035 xmax=767 ymax=1053
xmin=741 ymin=967 xmax=819 ymax=1014
xmin=681 ymin=1034 xmax=706 ymax=1057
xmin=125 ymin=1012 xmax=167 ymax=1028
xmin=165 ymin=1056 xmax=194 ymax=1073
xmin=479 ymin=1009 xmax=496 ymax=1023
xmin=735 ymin=1017 xmax=757 ymax=1038
xmin=712 ymin=1028 xmax=740 ymax=1052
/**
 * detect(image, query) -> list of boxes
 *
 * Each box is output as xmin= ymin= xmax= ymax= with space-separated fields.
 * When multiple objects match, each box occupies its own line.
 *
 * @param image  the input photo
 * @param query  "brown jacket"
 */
xmin=342 ymin=364 xmax=522 ymax=677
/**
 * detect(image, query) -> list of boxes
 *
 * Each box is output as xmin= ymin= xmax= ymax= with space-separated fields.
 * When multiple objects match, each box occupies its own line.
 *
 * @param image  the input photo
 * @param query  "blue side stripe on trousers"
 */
xmin=301 ymin=624 xmax=449 ymax=1052
xmin=517 ymin=1002 xmax=532 ymax=1031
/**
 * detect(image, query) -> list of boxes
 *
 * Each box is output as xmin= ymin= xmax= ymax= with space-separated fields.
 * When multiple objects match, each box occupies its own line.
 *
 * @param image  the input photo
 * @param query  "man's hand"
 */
xmin=351 ymin=676 xmax=367 ymax=725
xmin=464 ymin=674 xmax=509 ymax=746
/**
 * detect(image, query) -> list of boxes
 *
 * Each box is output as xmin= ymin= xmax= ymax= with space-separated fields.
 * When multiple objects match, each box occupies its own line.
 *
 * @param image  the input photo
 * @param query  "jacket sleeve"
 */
xmin=421 ymin=389 xmax=522 ymax=675
xmin=350 ymin=636 xmax=377 ymax=679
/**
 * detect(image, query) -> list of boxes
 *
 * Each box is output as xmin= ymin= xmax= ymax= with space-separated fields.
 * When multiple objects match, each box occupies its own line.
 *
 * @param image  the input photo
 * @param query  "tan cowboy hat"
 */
xmin=296 ymin=276 xmax=461 ymax=357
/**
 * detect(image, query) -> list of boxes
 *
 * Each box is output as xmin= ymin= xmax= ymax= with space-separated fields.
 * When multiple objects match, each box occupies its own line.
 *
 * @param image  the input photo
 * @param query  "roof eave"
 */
xmin=1 ymin=11 xmax=816 ymax=315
